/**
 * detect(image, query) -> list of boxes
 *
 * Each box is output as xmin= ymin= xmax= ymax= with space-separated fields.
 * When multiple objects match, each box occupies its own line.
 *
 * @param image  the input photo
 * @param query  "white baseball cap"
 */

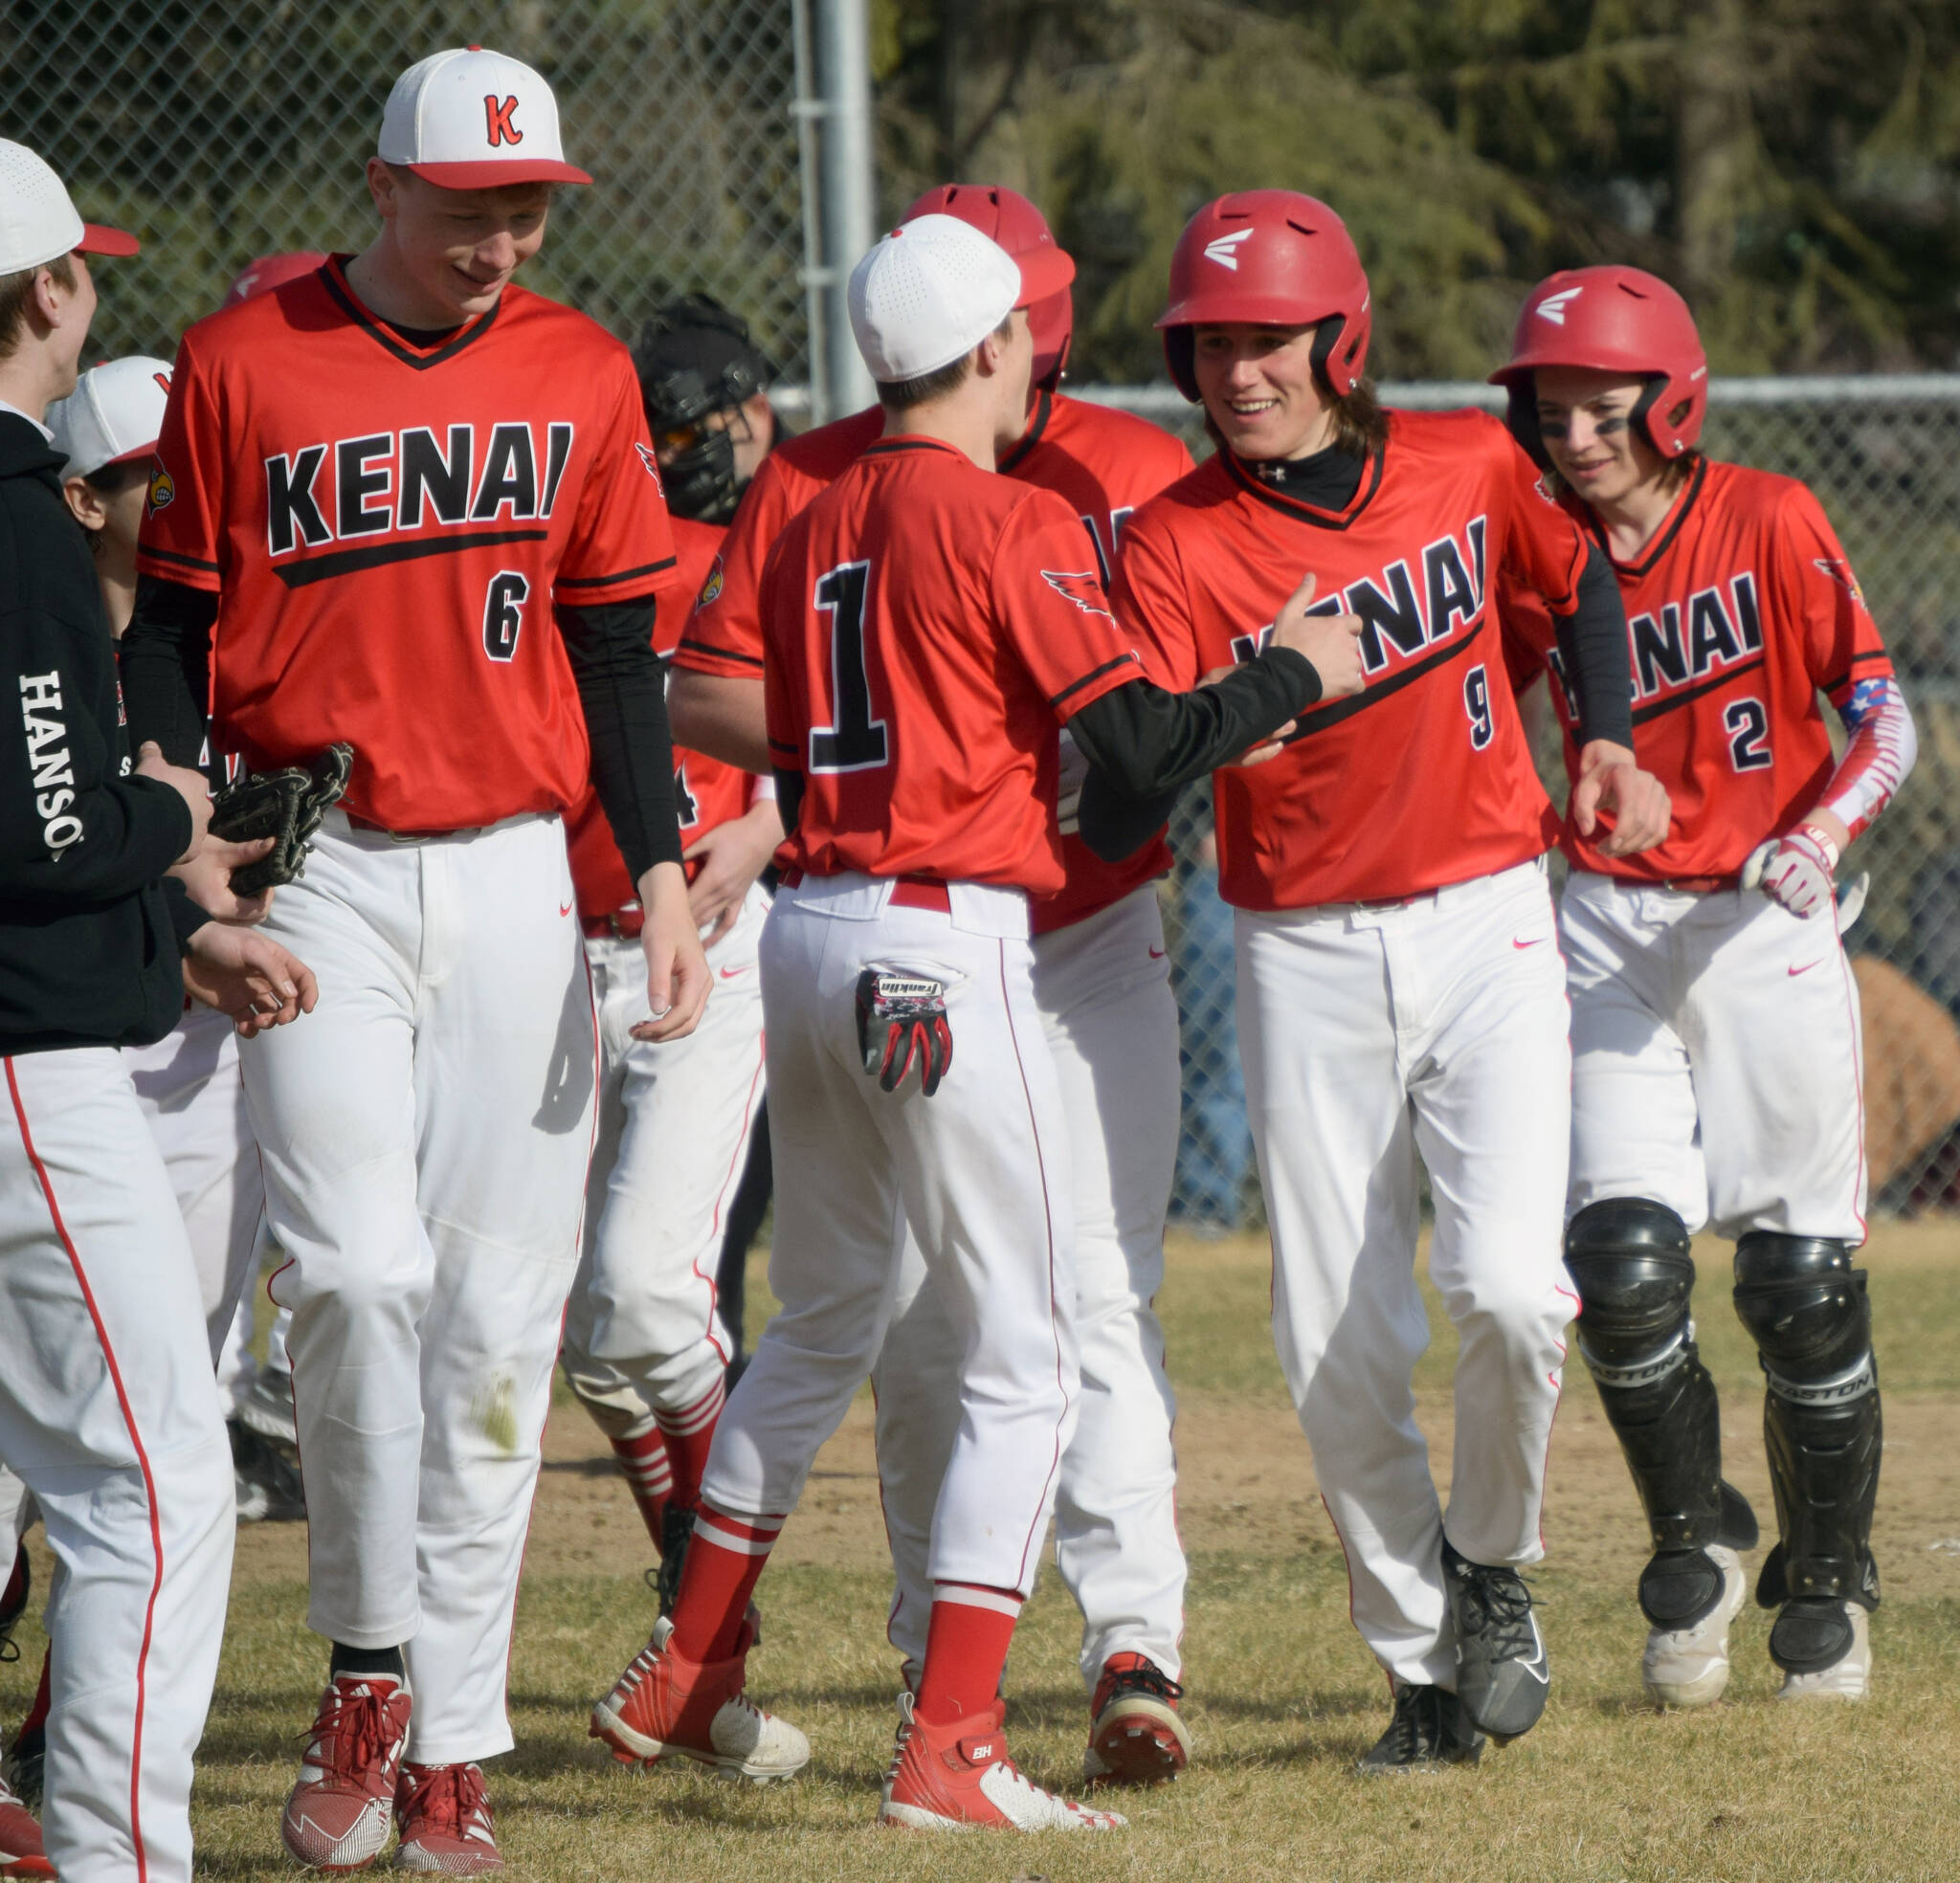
xmin=848 ymin=212 xmax=1076 ymax=383
xmin=378 ymin=46 xmax=591 ymax=188
xmin=0 ymin=140 xmax=138 ymax=274
xmin=47 ymin=356 xmax=173 ymax=481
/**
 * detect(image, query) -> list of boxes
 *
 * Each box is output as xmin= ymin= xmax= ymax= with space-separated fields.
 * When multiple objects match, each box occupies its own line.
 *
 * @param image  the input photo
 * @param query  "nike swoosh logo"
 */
xmin=719 ymin=964 xmax=748 ymax=980
xmin=1513 ymin=936 xmax=1548 ymax=950
xmin=1148 ymin=945 xmax=1167 ymax=960
xmin=560 ymin=900 xmax=573 ymax=918
xmin=1789 ymin=961 xmax=1820 ymax=977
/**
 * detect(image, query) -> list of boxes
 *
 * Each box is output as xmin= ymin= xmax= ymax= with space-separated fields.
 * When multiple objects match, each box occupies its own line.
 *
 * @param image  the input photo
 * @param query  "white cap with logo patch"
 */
xmin=378 ymin=46 xmax=591 ymax=188
xmin=0 ymin=140 xmax=139 ymax=274
xmin=47 ymin=356 xmax=173 ymax=481
xmin=847 ymin=212 xmax=1074 ymax=383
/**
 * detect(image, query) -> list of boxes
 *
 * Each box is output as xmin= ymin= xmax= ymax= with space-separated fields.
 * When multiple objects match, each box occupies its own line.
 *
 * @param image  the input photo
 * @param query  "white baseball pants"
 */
xmin=245 ymin=810 xmax=594 ymax=1764
xmin=1562 ymin=872 xmax=1867 ymax=1237
xmin=702 ymin=874 xmax=1079 ymax=1597
xmin=124 ymin=1002 xmax=265 ymax=1362
xmin=1236 ymin=857 xmax=1575 ymax=1690
xmin=873 ymin=884 xmax=1185 ymax=1684
xmin=1 ymin=1049 xmax=235 ymax=1883
xmin=561 ymin=887 xmax=768 ymax=1432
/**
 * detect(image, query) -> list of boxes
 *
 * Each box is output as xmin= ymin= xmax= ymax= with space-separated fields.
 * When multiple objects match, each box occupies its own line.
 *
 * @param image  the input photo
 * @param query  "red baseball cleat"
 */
xmin=394 ymin=1761 xmax=501 ymax=1873
xmin=279 ymin=1673 xmax=412 ymax=1871
xmin=0 ymin=1770 xmax=52 ymax=1880
xmin=590 ymin=1616 xmax=808 ymax=1782
xmin=1082 ymin=1651 xmax=1192 ymax=1785
xmin=879 ymin=1693 xmax=1125 ymax=1830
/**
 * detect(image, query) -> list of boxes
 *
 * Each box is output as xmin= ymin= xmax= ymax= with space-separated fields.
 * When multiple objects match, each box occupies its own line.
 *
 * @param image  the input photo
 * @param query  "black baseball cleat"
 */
xmin=1 ymin=1722 xmax=42 ymax=1812
xmin=0 ymin=1547 xmax=26 ymax=1663
xmin=1357 ymin=1681 xmax=1483 ymax=1774
xmin=655 ymin=1504 xmax=696 ymax=1615
xmin=229 ymin=1419 xmax=306 ymax=1523
xmin=1441 ymin=1539 xmax=1549 ymax=1739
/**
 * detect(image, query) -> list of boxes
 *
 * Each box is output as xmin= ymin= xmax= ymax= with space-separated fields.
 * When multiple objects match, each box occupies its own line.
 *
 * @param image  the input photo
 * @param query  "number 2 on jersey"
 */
xmin=810 ymin=560 xmax=890 ymax=773
xmin=1724 ymin=697 xmax=1772 ymax=771
xmin=1463 ymin=663 xmax=1494 ymax=750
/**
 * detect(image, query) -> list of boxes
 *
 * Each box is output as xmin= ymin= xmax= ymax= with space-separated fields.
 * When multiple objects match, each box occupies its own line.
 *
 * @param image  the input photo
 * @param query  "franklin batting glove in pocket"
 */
xmin=856 ymin=968 xmax=953 ymax=1097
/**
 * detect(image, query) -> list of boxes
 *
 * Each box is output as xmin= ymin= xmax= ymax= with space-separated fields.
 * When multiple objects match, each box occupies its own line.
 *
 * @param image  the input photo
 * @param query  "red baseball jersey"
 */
xmin=760 ymin=434 xmax=1145 ymax=894
xmin=680 ymin=390 xmax=1194 ymax=931
xmin=565 ymin=515 xmax=757 ymax=919
xmin=1116 ymin=409 xmax=1584 ymax=910
xmin=1500 ymin=457 xmax=1896 ymax=882
xmin=136 ymin=255 xmax=679 ymax=832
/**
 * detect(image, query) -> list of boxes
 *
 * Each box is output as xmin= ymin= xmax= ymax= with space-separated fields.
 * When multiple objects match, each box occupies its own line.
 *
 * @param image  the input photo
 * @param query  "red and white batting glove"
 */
xmin=1743 ymin=822 xmax=1841 ymax=920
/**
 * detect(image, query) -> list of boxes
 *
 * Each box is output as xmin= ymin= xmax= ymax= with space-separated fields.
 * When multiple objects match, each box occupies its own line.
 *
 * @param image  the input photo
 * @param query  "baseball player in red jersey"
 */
xmin=590 ymin=212 xmax=1349 ymax=1828
xmin=559 ymin=501 xmax=777 ymax=1584
xmin=1115 ymin=190 xmax=1671 ymax=1771
xmin=120 ymin=49 xmax=705 ymax=1872
xmin=1494 ymin=268 xmax=1917 ymax=1707
xmin=672 ymin=186 xmax=1206 ymax=1780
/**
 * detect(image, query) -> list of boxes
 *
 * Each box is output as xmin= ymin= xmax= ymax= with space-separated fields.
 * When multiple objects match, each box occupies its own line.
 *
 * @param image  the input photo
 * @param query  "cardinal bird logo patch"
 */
xmin=1814 ymin=558 xmax=1867 ymax=608
xmin=1040 ymin=569 xmax=1112 ymax=620
xmin=146 ymin=457 xmax=175 ymax=512
xmin=697 ymin=554 xmax=724 ymax=608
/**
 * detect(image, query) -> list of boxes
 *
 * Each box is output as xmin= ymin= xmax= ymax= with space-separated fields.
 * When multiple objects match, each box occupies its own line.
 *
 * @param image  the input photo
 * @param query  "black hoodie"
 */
xmin=1 ymin=407 xmax=204 ymax=1053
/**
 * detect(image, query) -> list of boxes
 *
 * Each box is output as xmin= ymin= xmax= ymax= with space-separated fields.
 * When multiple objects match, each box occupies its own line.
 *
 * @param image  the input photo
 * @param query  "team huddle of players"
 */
xmin=0 ymin=38 xmax=1918 ymax=1880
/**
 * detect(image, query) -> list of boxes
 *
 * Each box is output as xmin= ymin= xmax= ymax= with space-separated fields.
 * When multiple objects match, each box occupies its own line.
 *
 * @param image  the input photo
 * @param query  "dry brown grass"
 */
xmin=5 ymin=1223 xmax=1958 ymax=1881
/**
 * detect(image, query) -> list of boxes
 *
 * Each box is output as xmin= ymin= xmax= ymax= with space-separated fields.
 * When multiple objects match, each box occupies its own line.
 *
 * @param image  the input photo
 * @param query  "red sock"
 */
xmin=655 ymin=1376 xmax=726 ymax=1509
xmin=20 ymin=1647 xmax=51 ymax=1736
xmin=608 ymin=1427 xmax=674 ymax=1545
xmin=914 ymin=1584 xmax=1022 ymax=1728
xmin=667 ymin=1504 xmax=783 ymax=1664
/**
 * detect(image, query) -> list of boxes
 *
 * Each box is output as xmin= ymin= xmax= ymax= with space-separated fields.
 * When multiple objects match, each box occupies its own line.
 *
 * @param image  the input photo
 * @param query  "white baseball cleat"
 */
xmin=879 ymin=1693 xmax=1125 ymax=1831
xmin=1642 ymin=1543 xmax=1748 ymax=1707
xmin=1771 ymin=1598 xmax=1871 ymax=1701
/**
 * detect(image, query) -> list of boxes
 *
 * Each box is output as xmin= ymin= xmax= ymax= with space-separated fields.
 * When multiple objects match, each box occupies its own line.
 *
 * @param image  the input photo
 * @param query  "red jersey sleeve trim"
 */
xmin=677 ymin=634 xmax=764 ymax=671
xmin=1051 ymin=651 xmax=1140 ymax=709
xmin=557 ymin=554 xmax=679 ymax=589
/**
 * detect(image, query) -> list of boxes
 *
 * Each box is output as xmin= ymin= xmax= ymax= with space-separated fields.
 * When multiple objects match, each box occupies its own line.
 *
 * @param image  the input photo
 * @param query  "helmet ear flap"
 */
xmin=1163 ymin=326 xmax=1199 ymax=402
xmin=1630 ymin=376 xmax=1669 ymax=456
xmin=1307 ymin=315 xmax=1348 ymax=399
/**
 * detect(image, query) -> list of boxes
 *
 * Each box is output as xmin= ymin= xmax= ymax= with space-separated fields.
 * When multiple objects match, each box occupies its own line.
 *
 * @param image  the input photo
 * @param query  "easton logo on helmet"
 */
xmin=1203 ymin=228 xmax=1255 ymax=270
xmin=1534 ymin=286 xmax=1584 ymax=325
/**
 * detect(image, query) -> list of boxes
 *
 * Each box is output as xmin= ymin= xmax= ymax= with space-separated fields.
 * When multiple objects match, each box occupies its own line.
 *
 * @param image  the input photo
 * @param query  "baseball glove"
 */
xmin=210 ymin=742 xmax=355 ymax=896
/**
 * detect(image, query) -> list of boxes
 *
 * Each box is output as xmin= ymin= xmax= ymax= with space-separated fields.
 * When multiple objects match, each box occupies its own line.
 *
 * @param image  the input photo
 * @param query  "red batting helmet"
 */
xmin=902 ymin=183 xmax=1073 ymax=390
xmin=221 ymin=251 xmax=329 ymax=310
xmin=1155 ymin=190 xmax=1371 ymax=402
xmin=1491 ymin=266 xmax=1707 ymax=465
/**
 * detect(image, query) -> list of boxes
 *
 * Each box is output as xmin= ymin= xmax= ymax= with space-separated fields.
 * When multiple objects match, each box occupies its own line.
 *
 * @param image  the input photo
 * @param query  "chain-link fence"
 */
xmin=1 ymin=1 xmax=806 ymax=374
xmin=1080 ymin=378 xmax=1960 ymax=1229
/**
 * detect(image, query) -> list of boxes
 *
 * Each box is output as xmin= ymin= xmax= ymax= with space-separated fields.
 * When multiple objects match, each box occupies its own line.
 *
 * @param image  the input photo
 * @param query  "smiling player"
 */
xmin=121 ymin=48 xmax=702 ymax=1872
xmin=1495 ymin=266 xmax=1916 ymax=1708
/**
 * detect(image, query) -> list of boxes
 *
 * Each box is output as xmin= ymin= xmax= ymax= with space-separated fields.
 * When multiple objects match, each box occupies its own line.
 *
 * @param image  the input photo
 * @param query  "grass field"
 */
xmin=7 ymin=1223 xmax=1960 ymax=1881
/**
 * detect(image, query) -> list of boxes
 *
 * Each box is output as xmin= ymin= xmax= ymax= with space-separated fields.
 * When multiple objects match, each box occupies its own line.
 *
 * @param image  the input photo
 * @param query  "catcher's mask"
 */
xmin=634 ymin=294 xmax=775 ymax=523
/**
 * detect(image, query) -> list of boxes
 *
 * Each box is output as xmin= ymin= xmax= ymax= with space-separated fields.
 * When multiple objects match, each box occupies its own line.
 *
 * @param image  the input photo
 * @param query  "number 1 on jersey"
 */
xmin=810 ymin=560 xmax=890 ymax=773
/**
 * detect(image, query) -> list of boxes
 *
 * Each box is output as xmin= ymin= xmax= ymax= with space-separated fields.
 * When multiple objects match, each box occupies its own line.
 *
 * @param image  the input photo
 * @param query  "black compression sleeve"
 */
xmin=1551 ymin=543 xmax=1635 ymax=749
xmin=120 ymin=576 xmax=218 ymax=765
xmin=556 ymin=601 xmax=682 ymax=883
xmin=1071 ymin=649 xmax=1321 ymax=863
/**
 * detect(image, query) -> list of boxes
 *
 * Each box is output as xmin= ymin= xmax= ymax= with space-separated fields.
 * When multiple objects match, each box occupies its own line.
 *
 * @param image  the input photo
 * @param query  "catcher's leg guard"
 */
xmin=1732 ymin=1232 xmax=1882 ymax=1615
xmin=1566 ymin=1200 xmax=1757 ymax=1628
